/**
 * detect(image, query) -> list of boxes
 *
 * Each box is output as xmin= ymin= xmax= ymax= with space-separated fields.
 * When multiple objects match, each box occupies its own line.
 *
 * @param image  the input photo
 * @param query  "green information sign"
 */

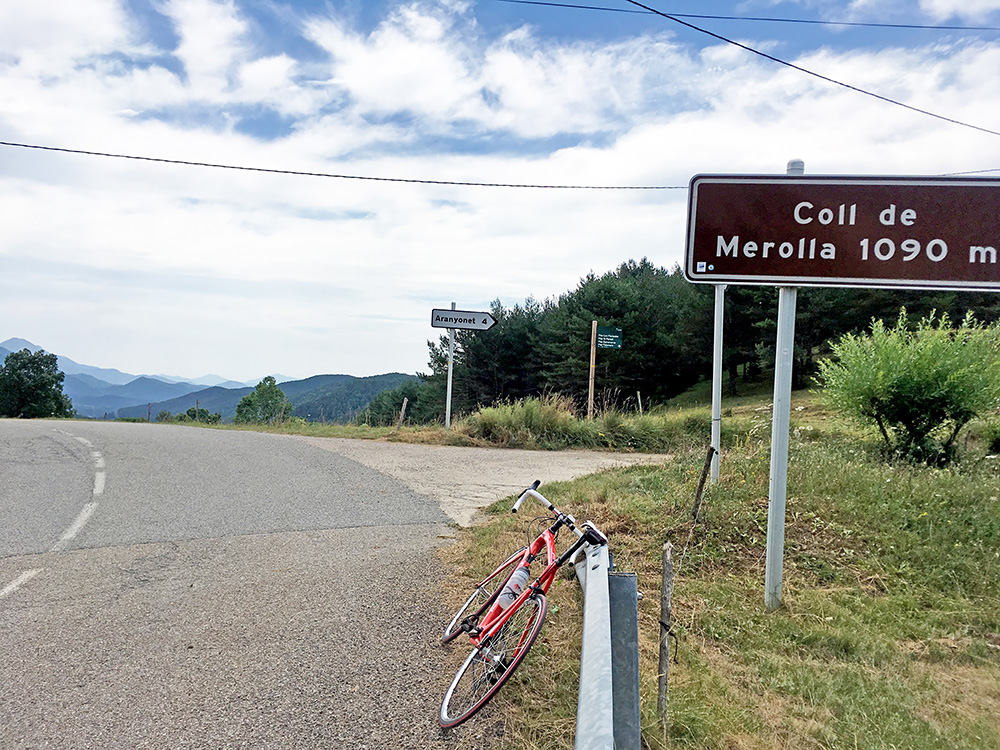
xmin=596 ymin=326 xmax=622 ymax=349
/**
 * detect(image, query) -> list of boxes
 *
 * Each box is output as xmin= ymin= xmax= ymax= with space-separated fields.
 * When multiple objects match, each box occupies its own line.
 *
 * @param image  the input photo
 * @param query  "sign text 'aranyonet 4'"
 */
xmin=684 ymin=175 xmax=1000 ymax=291
xmin=430 ymin=309 xmax=497 ymax=331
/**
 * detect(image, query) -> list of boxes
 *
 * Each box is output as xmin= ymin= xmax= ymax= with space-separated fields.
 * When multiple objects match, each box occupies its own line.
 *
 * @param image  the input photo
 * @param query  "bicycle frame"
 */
xmin=471 ymin=509 xmax=591 ymax=647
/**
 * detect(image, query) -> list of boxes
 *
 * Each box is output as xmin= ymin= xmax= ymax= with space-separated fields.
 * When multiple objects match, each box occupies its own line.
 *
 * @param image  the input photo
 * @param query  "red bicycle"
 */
xmin=439 ymin=480 xmax=608 ymax=728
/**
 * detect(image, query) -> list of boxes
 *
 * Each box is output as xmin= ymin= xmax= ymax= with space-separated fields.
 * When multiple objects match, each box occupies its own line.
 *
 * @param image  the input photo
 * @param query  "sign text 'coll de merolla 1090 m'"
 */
xmin=684 ymin=175 xmax=1000 ymax=292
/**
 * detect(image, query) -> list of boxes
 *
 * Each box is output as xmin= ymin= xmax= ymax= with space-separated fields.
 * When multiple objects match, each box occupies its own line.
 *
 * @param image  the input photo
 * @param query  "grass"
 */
xmin=437 ymin=388 xmax=1000 ymax=750
xmin=122 ymin=381 xmax=1000 ymax=746
xmin=458 ymin=393 xmax=760 ymax=453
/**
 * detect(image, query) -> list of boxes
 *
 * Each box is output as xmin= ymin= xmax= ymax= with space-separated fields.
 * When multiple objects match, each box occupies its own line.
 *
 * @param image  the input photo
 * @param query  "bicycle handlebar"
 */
xmin=511 ymin=480 xmax=546 ymax=514
xmin=511 ymin=480 xmax=608 ymax=545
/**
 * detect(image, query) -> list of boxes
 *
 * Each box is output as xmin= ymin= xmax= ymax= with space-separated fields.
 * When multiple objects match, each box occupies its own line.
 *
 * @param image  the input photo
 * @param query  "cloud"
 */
xmin=0 ymin=0 xmax=134 ymax=71
xmin=919 ymin=0 xmax=1000 ymax=20
xmin=3 ymin=0 xmax=1000 ymax=379
xmin=163 ymin=0 xmax=249 ymax=95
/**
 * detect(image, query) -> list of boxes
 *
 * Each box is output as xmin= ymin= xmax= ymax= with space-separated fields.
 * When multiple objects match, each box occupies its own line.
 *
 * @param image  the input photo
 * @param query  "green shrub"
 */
xmin=463 ymin=394 xmax=582 ymax=449
xmin=817 ymin=310 xmax=1000 ymax=464
xmin=460 ymin=395 xmax=746 ymax=452
xmin=984 ymin=421 xmax=1000 ymax=454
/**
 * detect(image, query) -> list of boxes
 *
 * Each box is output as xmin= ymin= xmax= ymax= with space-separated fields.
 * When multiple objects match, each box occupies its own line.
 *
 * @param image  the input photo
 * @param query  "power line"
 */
xmin=941 ymin=167 xmax=1000 ymax=175
xmin=3 ymin=140 xmax=996 ymax=186
xmin=0 ymin=140 xmax=685 ymax=190
xmin=493 ymin=0 xmax=1000 ymax=32
xmin=624 ymin=0 xmax=1000 ymax=139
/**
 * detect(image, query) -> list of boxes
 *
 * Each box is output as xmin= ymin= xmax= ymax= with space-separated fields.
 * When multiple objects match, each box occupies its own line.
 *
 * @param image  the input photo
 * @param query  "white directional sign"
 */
xmin=430 ymin=309 xmax=497 ymax=331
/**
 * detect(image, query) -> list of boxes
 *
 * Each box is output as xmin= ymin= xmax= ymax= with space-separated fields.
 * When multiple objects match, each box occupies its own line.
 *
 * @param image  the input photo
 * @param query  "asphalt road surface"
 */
xmin=0 ymin=421 xmax=505 ymax=749
xmin=1 ymin=420 xmax=667 ymax=749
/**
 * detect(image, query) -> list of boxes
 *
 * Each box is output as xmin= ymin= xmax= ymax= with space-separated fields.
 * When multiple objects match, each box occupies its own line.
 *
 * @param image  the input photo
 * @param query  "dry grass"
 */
xmin=435 ymin=397 xmax=1000 ymax=749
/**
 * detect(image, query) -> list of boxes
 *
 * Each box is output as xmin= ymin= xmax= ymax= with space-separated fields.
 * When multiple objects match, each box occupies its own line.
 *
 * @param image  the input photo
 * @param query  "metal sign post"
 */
xmin=710 ymin=284 xmax=725 ymax=483
xmin=445 ymin=303 xmax=456 ymax=429
xmin=765 ymin=284 xmax=797 ymax=608
xmin=762 ymin=159 xmax=804 ymax=610
xmin=430 ymin=305 xmax=497 ymax=429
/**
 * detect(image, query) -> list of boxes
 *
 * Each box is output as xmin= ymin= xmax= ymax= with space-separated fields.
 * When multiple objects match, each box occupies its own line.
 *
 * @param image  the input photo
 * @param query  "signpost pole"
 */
xmin=710 ymin=284 xmax=726 ymax=483
xmin=445 ymin=302 xmax=456 ymax=429
xmin=588 ymin=320 xmax=597 ymax=420
xmin=764 ymin=159 xmax=804 ymax=610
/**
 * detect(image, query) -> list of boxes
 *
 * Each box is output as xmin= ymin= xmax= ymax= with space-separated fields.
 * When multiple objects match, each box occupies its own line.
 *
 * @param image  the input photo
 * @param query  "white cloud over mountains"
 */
xmin=2 ymin=0 xmax=999 ymax=380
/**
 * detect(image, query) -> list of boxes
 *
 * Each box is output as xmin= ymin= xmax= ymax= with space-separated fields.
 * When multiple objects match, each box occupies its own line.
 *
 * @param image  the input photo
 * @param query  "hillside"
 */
xmin=117 ymin=385 xmax=253 ymax=421
xmin=63 ymin=374 xmax=208 ymax=419
xmin=115 ymin=373 xmax=416 ymax=423
xmin=291 ymin=373 xmax=414 ymax=422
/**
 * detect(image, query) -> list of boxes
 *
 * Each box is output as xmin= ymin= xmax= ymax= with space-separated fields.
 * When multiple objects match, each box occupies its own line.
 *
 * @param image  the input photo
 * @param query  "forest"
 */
xmin=361 ymin=259 xmax=1000 ymax=425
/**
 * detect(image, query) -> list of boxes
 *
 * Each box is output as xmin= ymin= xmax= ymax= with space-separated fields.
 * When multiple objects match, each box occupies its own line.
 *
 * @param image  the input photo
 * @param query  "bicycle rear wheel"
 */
xmin=439 ymin=592 xmax=547 ymax=729
xmin=442 ymin=547 xmax=526 ymax=644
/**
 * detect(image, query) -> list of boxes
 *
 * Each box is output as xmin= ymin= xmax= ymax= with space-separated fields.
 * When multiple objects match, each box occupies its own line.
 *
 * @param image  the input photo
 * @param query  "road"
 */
xmin=0 ymin=420 xmax=666 ymax=749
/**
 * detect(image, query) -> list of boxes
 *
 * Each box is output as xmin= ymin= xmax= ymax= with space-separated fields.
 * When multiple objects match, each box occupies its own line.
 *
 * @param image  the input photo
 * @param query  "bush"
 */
xmin=463 ymin=394 xmax=582 ymax=448
xmin=817 ymin=310 xmax=1000 ymax=464
xmin=983 ymin=421 xmax=1000 ymax=455
xmin=235 ymin=376 xmax=292 ymax=425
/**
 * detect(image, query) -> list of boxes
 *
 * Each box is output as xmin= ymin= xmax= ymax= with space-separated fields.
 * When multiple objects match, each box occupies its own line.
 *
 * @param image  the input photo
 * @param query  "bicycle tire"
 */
xmin=442 ymin=547 xmax=526 ymax=644
xmin=439 ymin=592 xmax=547 ymax=729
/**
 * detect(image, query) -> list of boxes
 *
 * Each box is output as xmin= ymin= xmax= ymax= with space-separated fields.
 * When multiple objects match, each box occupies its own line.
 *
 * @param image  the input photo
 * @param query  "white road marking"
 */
xmin=0 ymin=569 xmax=43 ymax=600
xmin=4 ymin=430 xmax=109 ymax=601
xmin=50 ymin=502 xmax=99 ymax=552
xmin=50 ymin=429 xmax=106 ymax=551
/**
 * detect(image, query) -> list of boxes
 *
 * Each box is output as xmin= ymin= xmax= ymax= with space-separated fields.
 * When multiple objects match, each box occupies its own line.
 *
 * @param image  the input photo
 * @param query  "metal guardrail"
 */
xmin=574 ymin=542 xmax=641 ymax=750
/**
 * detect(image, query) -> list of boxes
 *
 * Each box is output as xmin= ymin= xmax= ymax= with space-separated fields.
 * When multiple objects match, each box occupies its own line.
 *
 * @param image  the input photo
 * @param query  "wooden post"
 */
xmin=395 ymin=397 xmax=409 ymax=431
xmin=637 ymin=391 xmax=643 ymax=416
xmin=692 ymin=445 xmax=717 ymax=522
xmin=658 ymin=541 xmax=674 ymax=723
xmin=587 ymin=320 xmax=597 ymax=419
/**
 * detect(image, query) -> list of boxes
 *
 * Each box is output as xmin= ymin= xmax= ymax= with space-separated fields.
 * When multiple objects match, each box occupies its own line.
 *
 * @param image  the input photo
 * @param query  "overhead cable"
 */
xmin=0 ymin=141 xmax=685 ymax=189
xmin=494 ymin=0 xmax=1000 ymax=32
xmin=3 ymin=140 xmax=995 ymax=185
xmin=624 ymin=0 xmax=1000 ymax=139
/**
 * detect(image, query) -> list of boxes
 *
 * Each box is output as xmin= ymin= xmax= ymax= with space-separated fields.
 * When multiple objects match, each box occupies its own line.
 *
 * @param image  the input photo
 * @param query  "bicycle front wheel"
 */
xmin=439 ymin=592 xmax=547 ymax=729
xmin=442 ymin=547 xmax=526 ymax=644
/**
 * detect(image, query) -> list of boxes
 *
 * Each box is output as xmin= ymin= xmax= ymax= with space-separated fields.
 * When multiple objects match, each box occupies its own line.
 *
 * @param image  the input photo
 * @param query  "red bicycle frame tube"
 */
xmin=472 ymin=528 xmax=558 ymax=647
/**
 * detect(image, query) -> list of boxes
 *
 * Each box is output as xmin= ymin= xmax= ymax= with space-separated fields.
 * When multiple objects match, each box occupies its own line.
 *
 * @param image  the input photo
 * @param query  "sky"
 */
xmin=3 ymin=0 xmax=1000 ymax=383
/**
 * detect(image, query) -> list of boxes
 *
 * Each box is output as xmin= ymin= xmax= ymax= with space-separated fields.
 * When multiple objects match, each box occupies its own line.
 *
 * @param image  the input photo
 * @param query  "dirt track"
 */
xmin=298 ymin=437 xmax=670 ymax=525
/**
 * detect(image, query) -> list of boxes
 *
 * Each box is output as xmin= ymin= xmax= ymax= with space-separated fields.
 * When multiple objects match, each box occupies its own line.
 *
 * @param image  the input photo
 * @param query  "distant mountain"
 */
xmin=1 ymin=337 xmax=135 ymax=386
xmin=118 ymin=385 xmax=254 ymax=421
xmin=63 ymin=374 xmax=205 ymax=419
xmin=2 ymin=336 xmax=412 ymax=423
xmin=145 ymin=373 xmax=250 ymax=388
xmin=58 ymin=356 xmax=137 ymax=386
xmin=1 ymin=338 xmax=40 ymax=353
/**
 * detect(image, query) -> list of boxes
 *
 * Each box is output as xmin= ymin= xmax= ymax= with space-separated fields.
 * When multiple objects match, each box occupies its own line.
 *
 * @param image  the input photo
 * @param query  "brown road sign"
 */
xmin=685 ymin=175 xmax=1000 ymax=291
